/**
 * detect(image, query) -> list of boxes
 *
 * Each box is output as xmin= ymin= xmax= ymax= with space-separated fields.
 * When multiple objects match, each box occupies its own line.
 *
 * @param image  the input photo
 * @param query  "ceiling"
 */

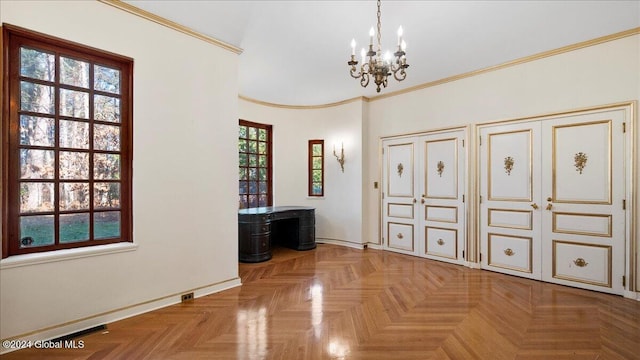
xmin=123 ymin=1 xmax=640 ymax=106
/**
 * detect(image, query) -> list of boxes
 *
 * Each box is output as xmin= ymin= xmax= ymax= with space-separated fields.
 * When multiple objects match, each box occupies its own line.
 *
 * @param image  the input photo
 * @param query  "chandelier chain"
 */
xmin=376 ymin=0 xmax=382 ymax=52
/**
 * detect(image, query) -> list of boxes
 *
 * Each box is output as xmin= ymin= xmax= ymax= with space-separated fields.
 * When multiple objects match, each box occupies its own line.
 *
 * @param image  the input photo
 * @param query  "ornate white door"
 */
xmin=479 ymin=105 xmax=629 ymax=295
xmin=419 ymin=130 xmax=466 ymax=265
xmin=479 ymin=123 xmax=542 ymax=279
xmin=382 ymin=138 xmax=418 ymax=256
xmin=541 ymin=109 xmax=627 ymax=295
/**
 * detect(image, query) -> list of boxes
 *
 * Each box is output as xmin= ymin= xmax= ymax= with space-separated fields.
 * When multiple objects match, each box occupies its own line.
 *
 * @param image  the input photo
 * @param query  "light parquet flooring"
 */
xmin=3 ymin=244 xmax=640 ymax=359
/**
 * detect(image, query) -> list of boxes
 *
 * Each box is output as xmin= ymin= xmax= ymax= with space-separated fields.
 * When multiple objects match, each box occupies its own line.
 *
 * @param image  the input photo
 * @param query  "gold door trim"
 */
xmin=425 ymin=226 xmax=458 ymax=260
xmin=487 ymin=233 xmax=533 ymax=273
xmin=551 ymin=120 xmax=612 ymax=205
xmin=425 ymin=205 xmax=458 ymax=223
xmin=387 ymin=222 xmax=415 ymax=252
xmin=387 ymin=202 xmax=415 ymax=220
xmin=387 ymin=142 xmax=415 ymax=198
xmin=487 ymin=129 xmax=533 ymax=202
xmin=552 ymin=240 xmax=612 ymax=288
xmin=487 ymin=208 xmax=533 ymax=230
xmin=424 ymin=137 xmax=458 ymax=200
xmin=552 ymin=212 xmax=612 ymax=237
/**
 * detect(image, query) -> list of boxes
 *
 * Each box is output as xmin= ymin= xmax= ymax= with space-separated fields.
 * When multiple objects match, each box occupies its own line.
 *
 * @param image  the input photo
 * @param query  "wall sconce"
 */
xmin=333 ymin=143 xmax=345 ymax=172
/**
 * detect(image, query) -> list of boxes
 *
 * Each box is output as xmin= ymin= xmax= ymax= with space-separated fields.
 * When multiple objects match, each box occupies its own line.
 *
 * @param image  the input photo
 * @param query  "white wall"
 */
xmin=239 ymin=99 xmax=365 ymax=247
xmin=0 ymin=0 xmax=240 ymax=343
xmin=363 ymin=35 xmax=640 ymax=288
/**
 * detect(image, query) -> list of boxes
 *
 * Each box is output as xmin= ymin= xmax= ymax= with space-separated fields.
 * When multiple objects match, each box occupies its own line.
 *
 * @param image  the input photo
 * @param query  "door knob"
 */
xmin=547 ymin=197 xmax=553 ymax=201
xmin=421 ymin=198 xmax=425 ymax=204
xmin=530 ymin=203 xmax=538 ymax=209
xmin=546 ymin=203 xmax=553 ymax=210
xmin=413 ymin=198 xmax=417 ymax=204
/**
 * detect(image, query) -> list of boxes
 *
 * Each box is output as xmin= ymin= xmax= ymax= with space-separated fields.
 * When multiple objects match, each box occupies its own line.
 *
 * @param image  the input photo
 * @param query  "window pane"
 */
xmin=59 ymin=151 xmax=89 ymax=179
xmin=20 ymin=115 xmax=55 ymax=146
xmin=258 ymin=129 xmax=267 ymax=141
xmin=94 ymin=65 xmax=120 ymax=94
xmin=258 ymin=195 xmax=267 ymax=207
xmin=258 ymin=142 xmax=266 ymax=154
xmin=94 ymin=154 xmax=120 ymax=180
xmin=20 ymin=149 xmax=54 ymax=179
xmin=239 ymin=139 xmax=248 ymax=153
xmin=59 ymin=182 xmax=90 ymax=210
xmin=249 ymin=181 xmax=258 ymax=194
xmin=248 ymin=127 xmax=257 ymax=140
xmin=59 ymin=88 xmax=89 ymax=119
xmin=239 ymin=168 xmax=247 ymax=180
xmin=312 ymin=144 xmax=322 ymax=156
xmin=313 ymin=157 xmax=322 ymax=169
xmin=94 ymin=124 xmax=120 ymax=151
xmin=94 ymin=211 xmax=120 ymax=239
xmin=239 ymin=181 xmax=248 ymax=194
xmin=21 ymin=81 xmax=54 ymax=114
xmin=259 ymin=182 xmax=267 ymax=194
xmin=259 ymin=168 xmax=266 ymax=181
xmin=59 ymin=213 xmax=89 ymax=243
xmin=249 ymin=168 xmax=257 ymax=180
xmin=94 ymin=95 xmax=121 ymax=122
xmin=248 ymin=194 xmax=258 ymax=207
xmin=59 ymin=120 xmax=89 ymax=149
xmin=20 ymin=48 xmax=55 ymax=81
xmin=312 ymin=184 xmax=322 ymax=196
xmin=239 ymin=153 xmax=248 ymax=166
xmin=313 ymin=170 xmax=322 ymax=182
xmin=20 ymin=182 xmax=54 ymax=213
xmin=258 ymin=155 xmax=266 ymax=167
xmin=60 ymin=56 xmax=90 ymax=88
xmin=248 ymin=140 xmax=257 ymax=153
xmin=20 ymin=215 xmax=54 ymax=247
xmin=249 ymin=155 xmax=257 ymax=167
xmin=239 ymin=125 xmax=247 ymax=138
xmin=94 ymin=182 xmax=120 ymax=209
xmin=239 ymin=195 xmax=248 ymax=209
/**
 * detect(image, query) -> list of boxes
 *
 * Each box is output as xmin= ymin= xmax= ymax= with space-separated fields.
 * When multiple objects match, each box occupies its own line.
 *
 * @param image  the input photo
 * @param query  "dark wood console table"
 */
xmin=238 ymin=206 xmax=316 ymax=263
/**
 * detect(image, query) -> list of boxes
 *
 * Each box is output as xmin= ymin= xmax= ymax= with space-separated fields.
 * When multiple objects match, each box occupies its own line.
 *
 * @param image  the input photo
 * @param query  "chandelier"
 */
xmin=348 ymin=0 xmax=409 ymax=93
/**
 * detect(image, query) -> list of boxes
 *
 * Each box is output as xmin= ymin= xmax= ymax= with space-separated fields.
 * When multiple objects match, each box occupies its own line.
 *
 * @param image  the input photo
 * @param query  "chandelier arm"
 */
xmin=393 ymin=67 xmax=407 ymax=81
xmin=360 ymin=73 xmax=370 ymax=88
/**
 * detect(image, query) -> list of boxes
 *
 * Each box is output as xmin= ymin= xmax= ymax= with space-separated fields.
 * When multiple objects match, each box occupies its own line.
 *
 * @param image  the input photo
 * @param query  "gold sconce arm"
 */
xmin=333 ymin=143 xmax=345 ymax=173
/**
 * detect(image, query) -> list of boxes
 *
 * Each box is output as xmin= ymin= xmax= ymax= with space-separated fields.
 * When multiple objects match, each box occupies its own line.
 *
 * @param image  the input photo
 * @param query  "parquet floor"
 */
xmin=3 ymin=244 xmax=640 ymax=359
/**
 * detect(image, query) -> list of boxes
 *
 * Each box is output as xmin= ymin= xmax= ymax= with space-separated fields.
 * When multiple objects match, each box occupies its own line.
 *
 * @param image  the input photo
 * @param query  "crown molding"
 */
xmin=238 ymin=95 xmax=369 ymax=110
xmin=370 ymin=27 xmax=640 ymax=102
xmin=98 ymin=0 xmax=243 ymax=55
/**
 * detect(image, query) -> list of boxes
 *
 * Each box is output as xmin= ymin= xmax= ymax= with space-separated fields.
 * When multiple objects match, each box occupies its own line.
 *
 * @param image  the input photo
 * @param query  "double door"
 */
xmin=381 ymin=128 xmax=467 ymax=265
xmin=479 ymin=106 xmax=629 ymax=295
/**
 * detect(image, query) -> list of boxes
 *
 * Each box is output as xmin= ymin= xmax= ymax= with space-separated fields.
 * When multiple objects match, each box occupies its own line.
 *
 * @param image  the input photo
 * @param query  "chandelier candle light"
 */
xmin=348 ymin=0 xmax=409 ymax=92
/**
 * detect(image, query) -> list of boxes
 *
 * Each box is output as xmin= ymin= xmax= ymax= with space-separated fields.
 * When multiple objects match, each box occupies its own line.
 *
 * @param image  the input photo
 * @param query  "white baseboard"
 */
xmin=316 ymin=238 xmax=366 ymax=250
xmin=0 ymin=277 xmax=241 ymax=355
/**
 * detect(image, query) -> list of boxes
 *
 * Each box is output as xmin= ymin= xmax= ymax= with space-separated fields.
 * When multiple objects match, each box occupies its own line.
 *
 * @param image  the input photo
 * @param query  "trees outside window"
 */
xmin=2 ymin=24 xmax=133 ymax=258
xmin=308 ymin=140 xmax=324 ymax=197
xmin=238 ymin=120 xmax=272 ymax=208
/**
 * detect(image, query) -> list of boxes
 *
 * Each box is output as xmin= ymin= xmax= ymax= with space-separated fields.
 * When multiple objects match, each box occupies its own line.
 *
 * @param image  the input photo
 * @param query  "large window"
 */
xmin=308 ymin=140 xmax=324 ymax=197
xmin=2 ymin=24 xmax=133 ymax=258
xmin=238 ymin=120 xmax=272 ymax=208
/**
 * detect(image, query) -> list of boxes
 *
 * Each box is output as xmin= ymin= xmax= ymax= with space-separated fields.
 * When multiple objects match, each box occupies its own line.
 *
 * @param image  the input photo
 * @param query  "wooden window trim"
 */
xmin=2 ymin=24 xmax=134 ymax=258
xmin=308 ymin=139 xmax=324 ymax=197
xmin=238 ymin=119 xmax=272 ymax=208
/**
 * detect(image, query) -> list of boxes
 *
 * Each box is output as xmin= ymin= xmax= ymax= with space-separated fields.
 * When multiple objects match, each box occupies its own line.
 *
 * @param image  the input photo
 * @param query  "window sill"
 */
xmin=307 ymin=196 xmax=325 ymax=200
xmin=0 ymin=242 xmax=138 ymax=270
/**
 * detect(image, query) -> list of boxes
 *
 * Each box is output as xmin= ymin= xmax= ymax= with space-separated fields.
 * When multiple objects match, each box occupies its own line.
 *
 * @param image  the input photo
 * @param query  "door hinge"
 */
xmin=479 ymin=136 xmax=482 ymax=146
xmin=622 ymin=275 xmax=626 ymax=287
xmin=462 ymin=250 xmax=465 ymax=259
xmin=462 ymin=194 xmax=465 ymax=203
xmin=623 ymin=122 xmax=626 ymax=133
xmin=462 ymin=139 xmax=465 ymax=148
xmin=479 ymin=195 xmax=483 ymax=204
xmin=623 ymin=199 xmax=626 ymax=210
xmin=382 ymin=147 xmax=385 ymax=154
xmin=480 ymin=253 xmax=482 ymax=262
xmin=382 ymin=192 xmax=385 ymax=199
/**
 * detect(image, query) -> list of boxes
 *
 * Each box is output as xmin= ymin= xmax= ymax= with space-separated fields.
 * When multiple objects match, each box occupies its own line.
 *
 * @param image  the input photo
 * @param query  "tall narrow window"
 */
xmin=2 ymin=24 xmax=133 ymax=258
xmin=239 ymin=120 xmax=272 ymax=208
xmin=308 ymin=140 xmax=324 ymax=197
